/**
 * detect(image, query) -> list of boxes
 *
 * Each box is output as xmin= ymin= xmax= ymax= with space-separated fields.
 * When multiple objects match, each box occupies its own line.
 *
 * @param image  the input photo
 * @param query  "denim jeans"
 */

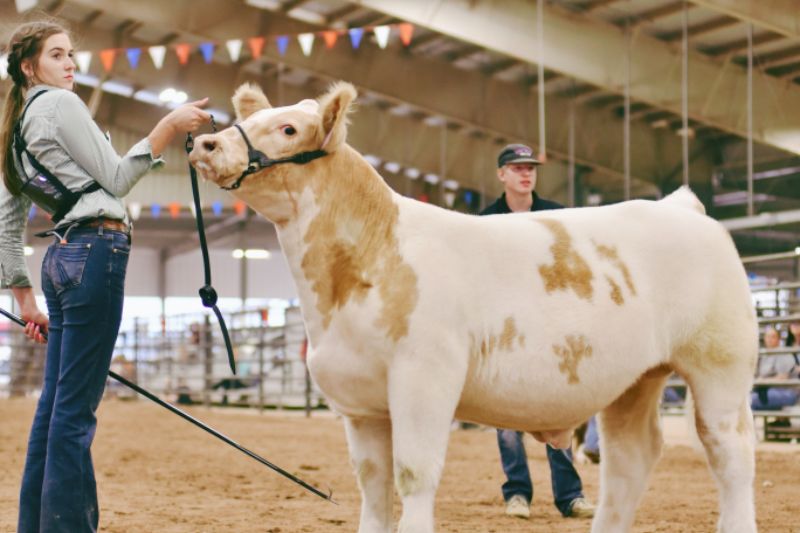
xmin=584 ymin=416 xmax=599 ymax=455
xmin=751 ymin=388 xmax=799 ymax=410
xmin=497 ymin=429 xmax=584 ymax=517
xmin=18 ymin=226 xmax=129 ymax=533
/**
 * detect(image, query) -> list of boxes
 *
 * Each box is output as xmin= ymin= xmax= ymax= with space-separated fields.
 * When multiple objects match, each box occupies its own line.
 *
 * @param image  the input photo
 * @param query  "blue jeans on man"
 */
xmin=497 ymin=429 xmax=585 ymax=517
xmin=18 ymin=227 xmax=129 ymax=533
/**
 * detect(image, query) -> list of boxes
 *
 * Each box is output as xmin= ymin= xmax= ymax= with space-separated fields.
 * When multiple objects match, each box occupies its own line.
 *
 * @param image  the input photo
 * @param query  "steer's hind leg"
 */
xmin=689 ymin=377 xmax=757 ymax=533
xmin=591 ymin=365 xmax=670 ymax=533
xmin=389 ymin=356 xmax=465 ymax=533
xmin=343 ymin=416 xmax=394 ymax=533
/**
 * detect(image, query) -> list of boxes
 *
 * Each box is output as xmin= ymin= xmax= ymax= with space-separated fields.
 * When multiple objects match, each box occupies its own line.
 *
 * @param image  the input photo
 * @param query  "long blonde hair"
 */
xmin=1 ymin=21 xmax=68 ymax=195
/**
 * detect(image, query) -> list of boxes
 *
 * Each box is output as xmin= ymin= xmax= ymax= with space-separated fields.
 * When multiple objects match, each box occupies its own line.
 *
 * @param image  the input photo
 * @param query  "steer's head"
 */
xmin=189 ymin=81 xmax=356 ymax=222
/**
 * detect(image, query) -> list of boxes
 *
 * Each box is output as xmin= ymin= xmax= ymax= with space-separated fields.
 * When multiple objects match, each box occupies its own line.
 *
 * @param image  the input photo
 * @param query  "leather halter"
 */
xmin=219 ymin=124 xmax=328 ymax=191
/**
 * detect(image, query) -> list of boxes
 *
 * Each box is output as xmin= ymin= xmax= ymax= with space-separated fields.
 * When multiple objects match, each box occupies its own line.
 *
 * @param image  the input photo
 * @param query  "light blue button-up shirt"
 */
xmin=0 ymin=84 xmax=163 ymax=288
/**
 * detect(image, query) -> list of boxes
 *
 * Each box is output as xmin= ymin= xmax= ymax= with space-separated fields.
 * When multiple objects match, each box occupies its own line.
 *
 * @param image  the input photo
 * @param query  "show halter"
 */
xmin=184 ymin=116 xmax=237 ymax=375
xmin=219 ymin=123 xmax=328 ymax=191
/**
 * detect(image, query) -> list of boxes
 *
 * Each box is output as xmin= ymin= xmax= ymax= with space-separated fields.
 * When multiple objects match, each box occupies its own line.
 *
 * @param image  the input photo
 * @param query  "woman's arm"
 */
xmin=54 ymin=92 xmax=211 ymax=197
xmin=11 ymin=286 xmax=47 ymax=344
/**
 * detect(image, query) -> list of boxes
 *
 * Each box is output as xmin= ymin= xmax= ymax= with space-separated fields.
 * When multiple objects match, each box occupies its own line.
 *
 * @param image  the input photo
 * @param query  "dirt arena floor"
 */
xmin=1 ymin=398 xmax=798 ymax=532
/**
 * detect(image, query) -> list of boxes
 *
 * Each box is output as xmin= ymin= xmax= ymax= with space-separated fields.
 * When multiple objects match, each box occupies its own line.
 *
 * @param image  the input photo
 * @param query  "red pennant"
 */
xmin=418 ymin=193 xmax=429 ymax=203
xmin=99 ymin=49 xmax=116 ymax=72
xmin=322 ymin=31 xmax=338 ymax=49
xmin=168 ymin=202 xmax=181 ymax=219
xmin=398 ymin=23 xmax=414 ymax=46
xmin=248 ymin=37 xmax=265 ymax=59
xmin=260 ymin=308 xmax=269 ymax=323
xmin=234 ymin=201 xmax=247 ymax=216
xmin=175 ymin=43 xmax=192 ymax=65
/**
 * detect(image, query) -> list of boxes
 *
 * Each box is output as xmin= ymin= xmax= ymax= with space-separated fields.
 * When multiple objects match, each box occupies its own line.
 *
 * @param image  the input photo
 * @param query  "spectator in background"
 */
xmin=479 ymin=144 xmax=595 ymax=520
xmin=751 ymin=326 xmax=799 ymax=411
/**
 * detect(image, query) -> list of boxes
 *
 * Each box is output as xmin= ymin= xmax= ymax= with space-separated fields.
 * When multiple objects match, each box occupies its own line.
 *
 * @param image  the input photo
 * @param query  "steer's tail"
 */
xmin=660 ymin=186 xmax=705 ymax=215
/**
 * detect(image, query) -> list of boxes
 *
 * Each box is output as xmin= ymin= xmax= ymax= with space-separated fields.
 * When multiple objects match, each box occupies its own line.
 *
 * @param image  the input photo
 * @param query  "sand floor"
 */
xmin=1 ymin=398 xmax=798 ymax=532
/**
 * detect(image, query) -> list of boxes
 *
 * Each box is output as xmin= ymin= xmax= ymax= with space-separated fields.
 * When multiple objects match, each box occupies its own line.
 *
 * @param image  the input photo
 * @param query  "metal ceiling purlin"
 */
xmin=688 ymin=0 xmax=800 ymax=38
xmin=356 ymin=0 xmax=800 ymax=156
xmin=58 ymin=0 xmax=696 ymax=191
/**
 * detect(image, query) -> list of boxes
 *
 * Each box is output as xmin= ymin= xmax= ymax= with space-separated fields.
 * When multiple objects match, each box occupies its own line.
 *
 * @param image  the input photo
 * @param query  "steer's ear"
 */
xmin=232 ymin=83 xmax=271 ymax=122
xmin=317 ymin=81 xmax=356 ymax=151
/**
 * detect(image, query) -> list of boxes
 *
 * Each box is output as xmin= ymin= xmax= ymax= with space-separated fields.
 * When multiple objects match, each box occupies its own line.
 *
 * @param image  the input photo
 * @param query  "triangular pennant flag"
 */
xmin=126 ymin=48 xmax=141 ymax=69
xmin=322 ymin=31 xmax=338 ymax=49
xmin=151 ymin=203 xmax=162 ymax=218
xmin=199 ymin=42 xmax=215 ymax=64
xmin=128 ymin=202 xmax=142 ymax=221
xmin=298 ymin=33 xmax=315 ymax=56
xmin=348 ymin=28 xmax=364 ymax=49
xmin=374 ymin=25 xmax=391 ymax=49
xmin=248 ymin=36 xmax=265 ymax=59
xmin=398 ymin=23 xmax=414 ymax=46
xmin=211 ymin=201 xmax=223 ymax=216
xmin=149 ymin=46 xmax=166 ymax=69
xmin=99 ymin=49 xmax=116 ymax=72
xmin=0 ymin=54 xmax=8 ymax=81
xmin=276 ymin=35 xmax=289 ymax=56
xmin=175 ymin=43 xmax=192 ymax=65
xmin=226 ymin=39 xmax=242 ymax=62
xmin=168 ymin=202 xmax=181 ymax=219
xmin=75 ymin=51 xmax=92 ymax=73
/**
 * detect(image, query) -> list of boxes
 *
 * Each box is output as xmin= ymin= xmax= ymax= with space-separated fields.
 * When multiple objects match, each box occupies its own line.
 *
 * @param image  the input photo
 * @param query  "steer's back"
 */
xmin=394 ymin=192 xmax=754 ymax=430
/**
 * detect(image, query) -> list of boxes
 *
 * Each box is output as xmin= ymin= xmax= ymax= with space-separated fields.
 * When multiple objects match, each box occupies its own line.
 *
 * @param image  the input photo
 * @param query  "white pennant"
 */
xmin=443 ymin=191 xmax=456 ymax=208
xmin=225 ymin=39 xmax=242 ymax=62
xmin=128 ymin=202 xmax=142 ymax=221
xmin=373 ymin=26 xmax=391 ymax=49
xmin=298 ymin=33 xmax=315 ymax=57
xmin=75 ymin=51 xmax=92 ymax=74
xmin=0 ymin=54 xmax=8 ymax=81
xmin=149 ymin=46 xmax=166 ymax=69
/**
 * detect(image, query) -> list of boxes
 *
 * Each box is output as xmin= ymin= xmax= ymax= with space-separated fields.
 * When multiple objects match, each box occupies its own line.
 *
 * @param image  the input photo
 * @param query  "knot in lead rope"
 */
xmin=184 ymin=116 xmax=237 ymax=375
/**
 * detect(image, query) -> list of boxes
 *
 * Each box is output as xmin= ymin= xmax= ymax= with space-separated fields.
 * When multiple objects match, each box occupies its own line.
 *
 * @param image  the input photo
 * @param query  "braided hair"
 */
xmin=1 ymin=21 xmax=68 ymax=195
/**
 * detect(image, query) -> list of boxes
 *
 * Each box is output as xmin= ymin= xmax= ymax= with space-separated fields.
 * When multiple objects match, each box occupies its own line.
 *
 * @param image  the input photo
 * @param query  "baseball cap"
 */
xmin=497 ymin=144 xmax=541 ymax=168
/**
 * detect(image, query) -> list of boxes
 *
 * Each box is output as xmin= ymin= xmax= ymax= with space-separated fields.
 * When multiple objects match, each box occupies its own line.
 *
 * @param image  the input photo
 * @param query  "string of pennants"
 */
xmin=0 ymin=23 xmax=414 ymax=79
xmin=25 ymin=186 xmax=480 ymax=222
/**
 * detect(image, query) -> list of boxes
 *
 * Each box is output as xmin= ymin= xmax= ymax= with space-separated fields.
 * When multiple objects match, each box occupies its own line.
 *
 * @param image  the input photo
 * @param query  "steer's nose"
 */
xmin=202 ymin=139 xmax=217 ymax=152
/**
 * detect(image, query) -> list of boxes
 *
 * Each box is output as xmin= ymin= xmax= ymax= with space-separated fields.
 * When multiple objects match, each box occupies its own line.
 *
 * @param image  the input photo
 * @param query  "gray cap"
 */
xmin=497 ymin=144 xmax=541 ymax=168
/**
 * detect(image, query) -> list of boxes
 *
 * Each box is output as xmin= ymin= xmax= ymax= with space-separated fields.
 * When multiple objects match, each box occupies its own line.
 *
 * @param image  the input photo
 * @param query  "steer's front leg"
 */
xmin=389 ymin=354 xmax=465 ymax=533
xmin=344 ymin=416 xmax=394 ymax=533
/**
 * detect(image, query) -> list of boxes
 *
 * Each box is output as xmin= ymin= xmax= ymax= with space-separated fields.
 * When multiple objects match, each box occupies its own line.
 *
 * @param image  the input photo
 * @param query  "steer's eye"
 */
xmin=281 ymin=125 xmax=297 ymax=136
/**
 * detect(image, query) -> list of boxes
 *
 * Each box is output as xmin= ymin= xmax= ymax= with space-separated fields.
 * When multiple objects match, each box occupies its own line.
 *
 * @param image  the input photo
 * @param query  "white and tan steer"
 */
xmin=189 ymin=82 xmax=758 ymax=533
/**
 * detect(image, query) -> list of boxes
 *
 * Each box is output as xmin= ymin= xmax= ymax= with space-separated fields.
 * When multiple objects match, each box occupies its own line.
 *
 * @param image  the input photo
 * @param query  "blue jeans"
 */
xmin=497 ymin=429 xmax=584 ymax=517
xmin=584 ymin=416 xmax=599 ymax=455
xmin=751 ymin=388 xmax=799 ymax=410
xmin=18 ymin=227 xmax=129 ymax=533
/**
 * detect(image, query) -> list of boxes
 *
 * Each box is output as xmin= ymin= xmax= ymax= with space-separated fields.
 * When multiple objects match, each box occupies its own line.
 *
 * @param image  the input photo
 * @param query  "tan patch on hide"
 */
xmin=395 ymin=464 xmax=420 ymax=497
xmin=536 ymin=219 xmax=593 ymax=301
xmin=518 ymin=334 xmax=526 ymax=348
xmin=606 ymin=275 xmax=624 ymax=305
xmin=737 ymin=402 xmax=751 ymax=435
xmin=640 ymin=363 xmax=672 ymax=381
xmin=301 ymin=147 xmax=419 ymax=341
xmin=593 ymin=241 xmax=637 ymax=296
xmin=498 ymin=317 xmax=518 ymax=351
xmin=470 ymin=317 xmax=523 ymax=360
xmin=356 ymin=459 xmax=377 ymax=486
xmin=552 ymin=335 xmax=593 ymax=384
xmin=718 ymin=421 xmax=731 ymax=432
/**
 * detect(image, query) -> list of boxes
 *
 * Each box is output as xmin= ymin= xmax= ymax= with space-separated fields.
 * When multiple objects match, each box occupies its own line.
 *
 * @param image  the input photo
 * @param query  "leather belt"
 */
xmin=82 ymin=218 xmax=129 ymax=233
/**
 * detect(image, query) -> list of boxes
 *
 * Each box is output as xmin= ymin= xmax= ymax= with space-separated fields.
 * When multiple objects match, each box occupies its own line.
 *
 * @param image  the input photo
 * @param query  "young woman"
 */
xmin=0 ymin=21 xmax=210 ymax=532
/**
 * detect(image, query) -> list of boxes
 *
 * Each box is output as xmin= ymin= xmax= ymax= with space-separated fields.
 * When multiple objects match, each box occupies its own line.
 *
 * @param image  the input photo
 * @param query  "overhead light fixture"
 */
xmin=364 ymin=154 xmax=382 ymax=167
xmin=232 ymin=248 xmax=271 ymax=260
xmin=404 ymin=167 xmax=421 ymax=179
xmin=23 ymin=246 xmax=33 ymax=256
xmin=159 ymin=88 xmax=188 ymax=105
xmin=384 ymin=161 xmax=401 ymax=173
xmin=424 ymin=173 xmax=440 ymax=185
xmin=101 ymin=80 xmax=134 ymax=97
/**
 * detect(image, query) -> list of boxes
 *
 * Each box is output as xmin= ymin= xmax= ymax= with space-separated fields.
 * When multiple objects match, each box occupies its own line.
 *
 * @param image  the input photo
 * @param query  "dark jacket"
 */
xmin=479 ymin=192 xmax=563 ymax=215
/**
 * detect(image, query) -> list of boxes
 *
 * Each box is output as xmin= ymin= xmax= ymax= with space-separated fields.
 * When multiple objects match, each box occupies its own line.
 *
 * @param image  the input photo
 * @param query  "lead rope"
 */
xmin=185 ymin=116 xmax=237 ymax=375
